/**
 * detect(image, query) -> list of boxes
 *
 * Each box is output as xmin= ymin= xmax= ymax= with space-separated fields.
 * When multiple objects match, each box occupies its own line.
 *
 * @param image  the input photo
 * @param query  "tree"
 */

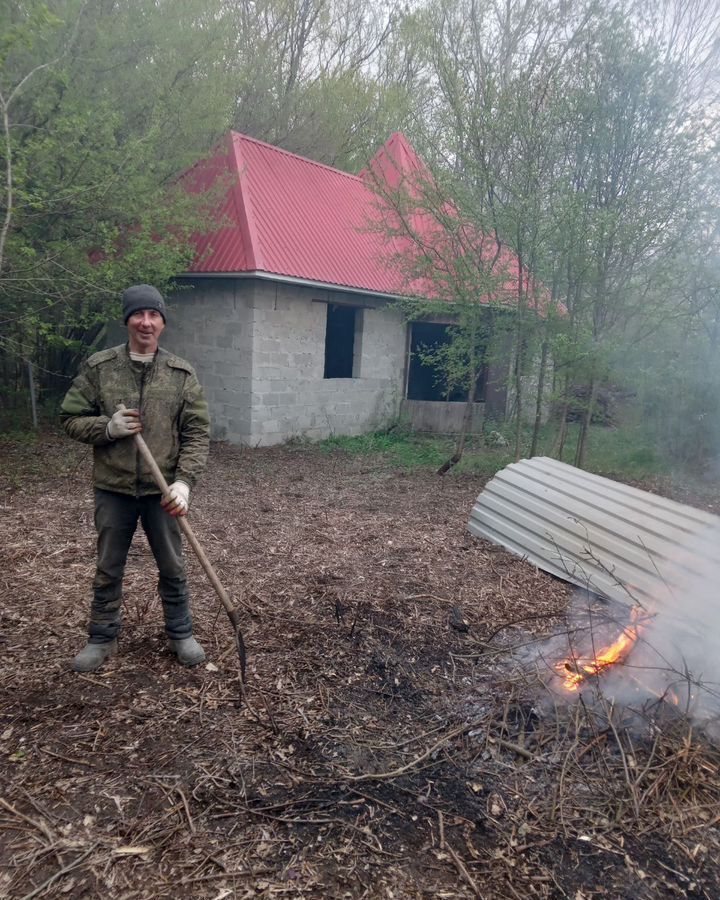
xmin=0 ymin=0 xmax=239 ymax=404
xmin=369 ymin=0 xmax=717 ymax=472
xmin=223 ymin=0 xmax=412 ymax=170
xmin=632 ymin=0 xmax=720 ymax=105
xmin=549 ymin=12 xmax=713 ymax=465
xmin=365 ymin=151 xmax=529 ymax=473
xmin=374 ymin=0 xmax=590 ymax=462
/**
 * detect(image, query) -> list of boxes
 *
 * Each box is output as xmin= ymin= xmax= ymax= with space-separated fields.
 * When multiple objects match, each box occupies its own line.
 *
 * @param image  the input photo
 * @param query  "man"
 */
xmin=61 ymin=284 xmax=210 ymax=672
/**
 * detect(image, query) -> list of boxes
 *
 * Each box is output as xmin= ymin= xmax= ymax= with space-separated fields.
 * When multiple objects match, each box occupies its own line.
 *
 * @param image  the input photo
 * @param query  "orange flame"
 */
xmin=557 ymin=607 xmax=647 ymax=692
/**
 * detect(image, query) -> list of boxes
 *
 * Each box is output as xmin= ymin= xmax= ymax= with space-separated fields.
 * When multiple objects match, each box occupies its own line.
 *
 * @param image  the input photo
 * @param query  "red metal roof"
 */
xmin=184 ymin=131 xmax=541 ymax=306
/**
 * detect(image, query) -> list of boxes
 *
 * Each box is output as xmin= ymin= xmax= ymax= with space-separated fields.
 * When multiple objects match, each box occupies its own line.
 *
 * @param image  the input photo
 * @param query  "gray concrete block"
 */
xmin=214 ymin=363 xmax=239 ymax=377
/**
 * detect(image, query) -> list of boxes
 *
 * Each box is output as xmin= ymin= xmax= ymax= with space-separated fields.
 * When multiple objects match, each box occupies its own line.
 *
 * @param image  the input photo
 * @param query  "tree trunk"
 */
xmin=556 ymin=411 xmax=568 ymax=460
xmin=436 ymin=377 xmax=478 ymax=475
xmin=529 ymin=337 xmax=549 ymax=457
xmin=513 ymin=351 xmax=523 ymax=462
xmin=554 ymin=375 xmax=570 ymax=461
xmin=0 ymin=100 xmax=14 ymax=276
xmin=513 ymin=243 xmax=526 ymax=463
xmin=574 ymin=374 xmax=598 ymax=468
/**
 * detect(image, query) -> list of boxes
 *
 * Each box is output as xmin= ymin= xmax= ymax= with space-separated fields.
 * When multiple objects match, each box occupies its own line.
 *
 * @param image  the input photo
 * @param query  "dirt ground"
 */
xmin=1 ymin=435 xmax=719 ymax=899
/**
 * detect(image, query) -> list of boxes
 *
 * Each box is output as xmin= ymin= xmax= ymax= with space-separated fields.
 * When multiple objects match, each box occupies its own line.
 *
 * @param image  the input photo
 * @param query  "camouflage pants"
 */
xmin=88 ymin=489 xmax=192 ymax=644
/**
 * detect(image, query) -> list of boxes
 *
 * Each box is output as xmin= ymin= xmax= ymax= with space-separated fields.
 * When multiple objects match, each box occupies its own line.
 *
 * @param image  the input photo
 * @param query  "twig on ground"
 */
xmin=341 ymin=718 xmax=485 ymax=782
xmin=19 ymin=845 xmax=96 ymax=900
xmin=0 ymin=796 xmax=54 ymax=843
xmin=446 ymin=844 xmax=481 ymax=897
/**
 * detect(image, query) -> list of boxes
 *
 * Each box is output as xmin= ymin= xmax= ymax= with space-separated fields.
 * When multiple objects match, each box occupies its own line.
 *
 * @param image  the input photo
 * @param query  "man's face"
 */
xmin=127 ymin=308 xmax=165 ymax=353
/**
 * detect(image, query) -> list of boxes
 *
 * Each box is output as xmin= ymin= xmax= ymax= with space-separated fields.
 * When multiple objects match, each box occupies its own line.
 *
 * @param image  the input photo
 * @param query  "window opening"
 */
xmin=324 ymin=304 xmax=357 ymax=378
xmin=407 ymin=322 xmax=485 ymax=402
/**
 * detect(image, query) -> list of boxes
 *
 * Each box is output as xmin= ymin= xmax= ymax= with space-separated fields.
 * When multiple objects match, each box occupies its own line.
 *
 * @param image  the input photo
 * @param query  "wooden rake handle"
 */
xmin=133 ymin=433 xmax=235 ymax=615
xmin=120 ymin=406 xmax=246 ymax=682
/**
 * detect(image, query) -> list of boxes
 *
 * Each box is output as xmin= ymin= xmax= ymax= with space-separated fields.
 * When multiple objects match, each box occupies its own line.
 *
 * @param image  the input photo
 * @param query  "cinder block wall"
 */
xmin=164 ymin=279 xmax=253 ymax=442
xmin=166 ymin=277 xmax=407 ymax=446
xmin=249 ymin=279 xmax=406 ymax=446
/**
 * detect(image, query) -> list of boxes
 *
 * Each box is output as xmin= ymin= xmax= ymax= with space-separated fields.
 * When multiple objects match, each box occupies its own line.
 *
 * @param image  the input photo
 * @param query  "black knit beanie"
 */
xmin=122 ymin=284 xmax=167 ymax=323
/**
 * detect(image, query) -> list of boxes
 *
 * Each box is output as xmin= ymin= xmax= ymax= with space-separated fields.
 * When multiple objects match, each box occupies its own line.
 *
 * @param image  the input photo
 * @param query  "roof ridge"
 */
xmin=229 ymin=133 xmax=262 ymax=269
xmin=229 ymin=131 xmax=364 ymax=183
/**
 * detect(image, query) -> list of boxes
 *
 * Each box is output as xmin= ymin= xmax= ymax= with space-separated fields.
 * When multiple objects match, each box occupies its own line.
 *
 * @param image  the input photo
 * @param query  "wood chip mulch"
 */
xmin=1 ymin=434 xmax=719 ymax=899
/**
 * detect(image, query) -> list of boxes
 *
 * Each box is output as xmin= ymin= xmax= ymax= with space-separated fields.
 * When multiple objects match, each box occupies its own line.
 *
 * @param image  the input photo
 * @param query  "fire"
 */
xmin=557 ymin=607 xmax=647 ymax=692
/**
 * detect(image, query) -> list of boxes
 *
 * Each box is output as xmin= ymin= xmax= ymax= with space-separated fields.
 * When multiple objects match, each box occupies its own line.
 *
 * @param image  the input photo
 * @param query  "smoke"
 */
xmin=530 ymin=522 xmax=720 ymax=739
xmin=626 ymin=523 xmax=720 ymax=719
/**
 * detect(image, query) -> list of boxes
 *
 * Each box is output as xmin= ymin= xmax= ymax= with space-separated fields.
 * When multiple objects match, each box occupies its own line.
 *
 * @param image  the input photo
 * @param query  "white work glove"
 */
xmin=161 ymin=480 xmax=190 ymax=517
xmin=107 ymin=408 xmax=142 ymax=440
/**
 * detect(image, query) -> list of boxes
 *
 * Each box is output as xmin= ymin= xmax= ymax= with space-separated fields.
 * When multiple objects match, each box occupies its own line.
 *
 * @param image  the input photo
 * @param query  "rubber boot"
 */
xmin=169 ymin=636 xmax=206 ymax=667
xmin=72 ymin=640 xmax=118 ymax=672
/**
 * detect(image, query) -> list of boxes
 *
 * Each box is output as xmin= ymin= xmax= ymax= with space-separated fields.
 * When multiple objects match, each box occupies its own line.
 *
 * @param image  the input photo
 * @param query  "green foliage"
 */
xmin=317 ymin=420 xmax=669 ymax=480
xmin=0 ymin=426 xmax=39 ymax=445
xmin=319 ymin=430 xmax=454 ymax=470
xmin=218 ymin=0 xmax=413 ymax=170
xmin=576 ymin=426 xmax=664 ymax=479
xmin=0 ymin=0 xmax=240 ymax=396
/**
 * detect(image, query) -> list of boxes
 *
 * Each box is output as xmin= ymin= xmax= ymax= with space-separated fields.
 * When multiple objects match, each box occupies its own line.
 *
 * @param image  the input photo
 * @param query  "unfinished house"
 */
xmin=164 ymin=131 xmax=521 ymax=446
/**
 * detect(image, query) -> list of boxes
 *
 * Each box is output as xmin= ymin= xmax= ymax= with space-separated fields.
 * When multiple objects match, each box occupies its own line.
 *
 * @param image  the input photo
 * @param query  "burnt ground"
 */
xmin=1 ymin=434 xmax=719 ymax=899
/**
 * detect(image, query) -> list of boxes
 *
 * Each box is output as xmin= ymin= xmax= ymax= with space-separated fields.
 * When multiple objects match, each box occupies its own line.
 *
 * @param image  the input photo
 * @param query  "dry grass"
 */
xmin=0 ymin=434 xmax=719 ymax=898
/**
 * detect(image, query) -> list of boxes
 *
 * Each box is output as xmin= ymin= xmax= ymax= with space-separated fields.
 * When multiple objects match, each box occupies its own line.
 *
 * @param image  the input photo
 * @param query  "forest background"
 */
xmin=1 ymin=0 xmax=719 ymax=475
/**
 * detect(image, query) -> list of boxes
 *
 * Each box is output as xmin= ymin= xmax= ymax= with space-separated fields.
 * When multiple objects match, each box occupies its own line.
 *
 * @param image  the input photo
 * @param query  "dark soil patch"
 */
xmin=1 ymin=435 xmax=718 ymax=898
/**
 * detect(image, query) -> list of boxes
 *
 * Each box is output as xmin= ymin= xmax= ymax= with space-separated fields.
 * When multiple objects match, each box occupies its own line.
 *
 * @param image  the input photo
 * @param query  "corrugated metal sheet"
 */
xmin=468 ymin=457 xmax=720 ymax=610
xmin=239 ymin=132 xmax=402 ymax=293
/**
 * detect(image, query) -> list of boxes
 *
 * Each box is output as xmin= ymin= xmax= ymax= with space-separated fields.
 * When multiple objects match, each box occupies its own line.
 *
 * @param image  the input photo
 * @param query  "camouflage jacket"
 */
xmin=60 ymin=344 xmax=210 ymax=496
